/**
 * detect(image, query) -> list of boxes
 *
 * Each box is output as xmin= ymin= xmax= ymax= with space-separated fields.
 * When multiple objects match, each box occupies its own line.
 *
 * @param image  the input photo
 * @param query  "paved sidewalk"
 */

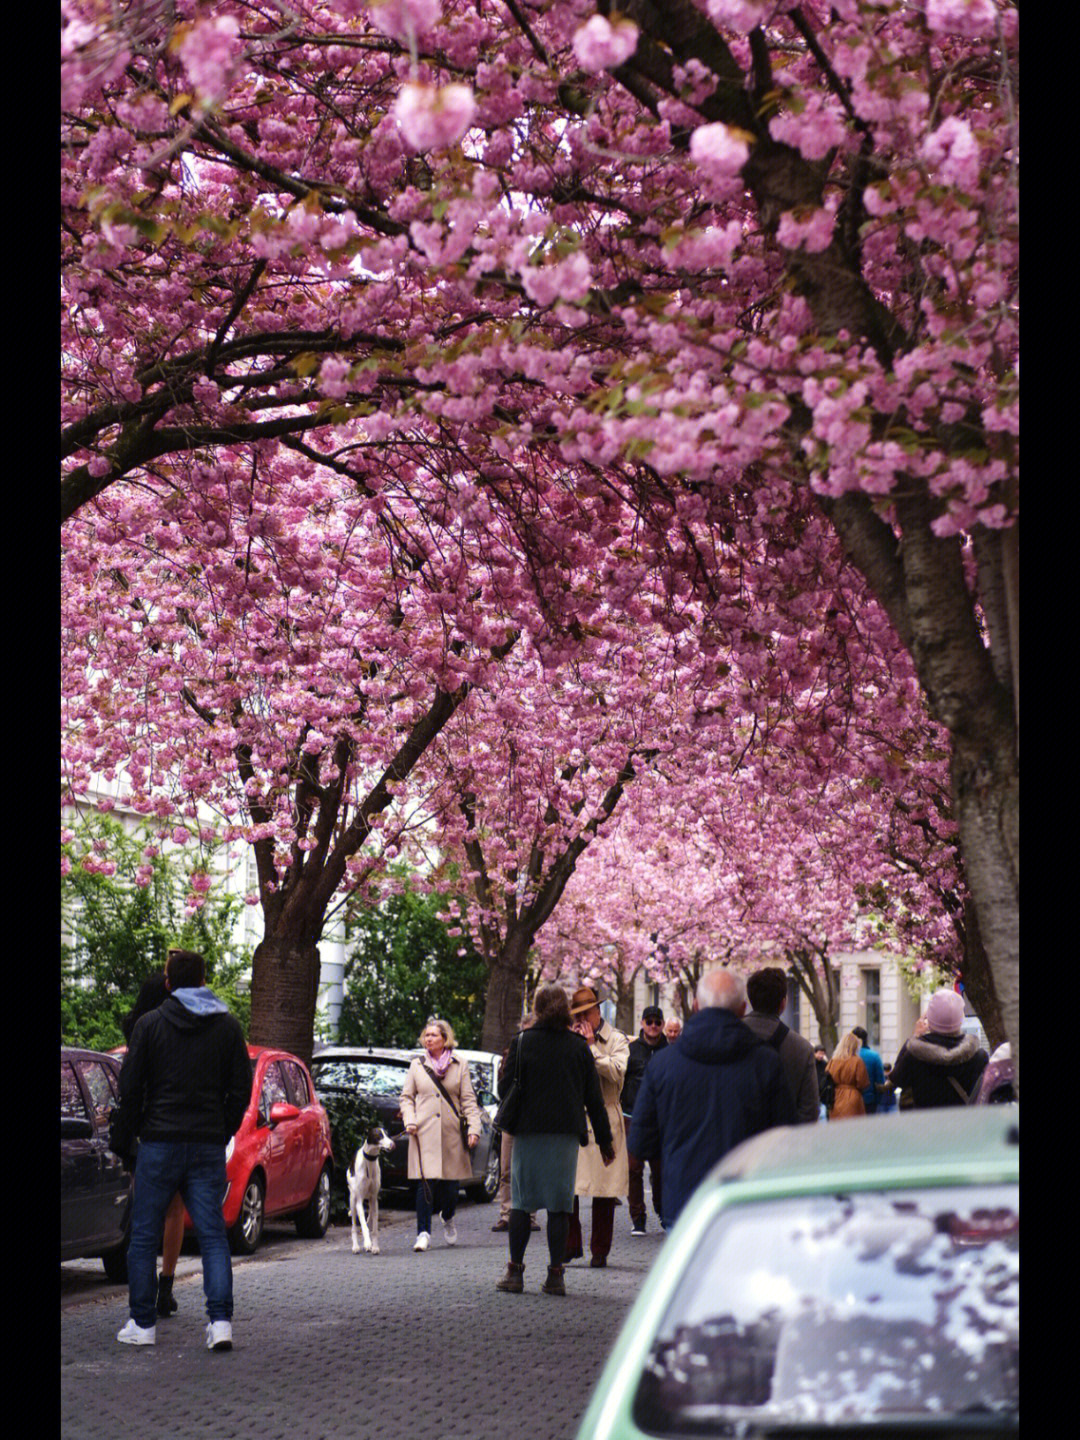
xmin=61 ymin=1198 xmax=665 ymax=1440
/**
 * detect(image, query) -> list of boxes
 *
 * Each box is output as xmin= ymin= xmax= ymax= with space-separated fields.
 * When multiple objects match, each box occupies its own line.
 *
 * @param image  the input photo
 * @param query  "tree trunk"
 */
xmin=952 ymin=730 xmax=1018 ymax=1067
xmin=480 ymin=929 xmax=531 ymax=1052
xmin=248 ymin=932 xmax=322 ymax=1064
xmin=787 ymin=948 xmax=839 ymax=1055
xmin=958 ymin=890 xmax=1008 ymax=1052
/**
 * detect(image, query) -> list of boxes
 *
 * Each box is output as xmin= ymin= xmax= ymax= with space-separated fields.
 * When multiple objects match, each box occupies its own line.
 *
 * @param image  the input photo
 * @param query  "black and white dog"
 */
xmin=346 ymin=1127 xmax=396 ymax=1254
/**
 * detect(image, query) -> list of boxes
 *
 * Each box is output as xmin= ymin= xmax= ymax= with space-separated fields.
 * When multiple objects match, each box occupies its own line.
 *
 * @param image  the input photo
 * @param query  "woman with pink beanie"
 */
xmin=890 ymin=989 xmax=989 ymax=1108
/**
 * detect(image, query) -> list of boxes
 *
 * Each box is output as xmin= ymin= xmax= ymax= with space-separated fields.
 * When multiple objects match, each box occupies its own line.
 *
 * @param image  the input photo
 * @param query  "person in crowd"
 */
xmin=400 ymin=1017 xmax=484 ymax=1251
xmin=852 ymin=1025 xmax=886 ymax=1115
xmin=813 ymin=1045 xmax=830 ymax=1119
xmin=628 ymin=969 xmax=795 ymax=1229
xmin=492 ymin=1014 xmax=540 ymax=1234
xmin=742 ymin=968 xmax=820 ymax=1124
xmin=973 ymin=1041 xmax=1015 ymax=1104
xmin=622 ymin=1005 xmax=668 ymax=1235
xmin=494 ymin=984 xmax=614 ymax=1296
xmin=564 ymin=986 xmax=629 ymax=1269
xmin=113 ymin=948 xmax=252 ymax=1350
xmin=889 ymin=990 xmax=989 ymax=1107
xmin=877 ymin=1061 xmax=898 ymax=1114
xmin=663 ymin=1018 xmax=683 ymax=1043
xmin=119 ymin=972 xmax=186 ymax=1319
xmin=825 ymin=1033 xmax=871 ymax=1119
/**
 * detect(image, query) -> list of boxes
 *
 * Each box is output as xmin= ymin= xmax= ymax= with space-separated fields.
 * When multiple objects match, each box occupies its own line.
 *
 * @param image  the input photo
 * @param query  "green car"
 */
xmin=577 ymin=1108 xmax=1018 ymax=1438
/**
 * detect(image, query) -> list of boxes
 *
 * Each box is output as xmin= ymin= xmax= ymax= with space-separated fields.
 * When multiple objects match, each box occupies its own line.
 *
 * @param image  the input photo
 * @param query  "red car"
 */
xmin=189 ymin=1045 xmax=334 ymax=1255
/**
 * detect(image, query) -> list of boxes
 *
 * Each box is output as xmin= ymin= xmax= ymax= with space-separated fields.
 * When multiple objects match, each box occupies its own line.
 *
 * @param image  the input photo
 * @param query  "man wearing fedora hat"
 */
xmin=565 ymin=985 xmax=630 ymax=1268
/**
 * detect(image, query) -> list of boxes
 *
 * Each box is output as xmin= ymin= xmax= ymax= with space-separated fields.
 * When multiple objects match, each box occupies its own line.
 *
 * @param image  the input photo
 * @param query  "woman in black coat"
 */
xmin=495 ymin=983 xmax=614 ymax=1297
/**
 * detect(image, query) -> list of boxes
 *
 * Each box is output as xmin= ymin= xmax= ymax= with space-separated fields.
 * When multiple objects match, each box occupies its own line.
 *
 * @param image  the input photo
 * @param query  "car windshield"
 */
xmin=310 ymin=1060 xmax=410 ymax=1097
xmin=633 ymin=1184 xmax=1018 ymax=1435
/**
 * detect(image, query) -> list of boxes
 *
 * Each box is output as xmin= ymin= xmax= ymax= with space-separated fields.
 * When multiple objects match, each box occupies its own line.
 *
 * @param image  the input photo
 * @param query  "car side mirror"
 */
xmin=62 ymin=1116 xmax=95 ymax=1140
xmin=268 ymin=1101 xmax=300 ymax=1126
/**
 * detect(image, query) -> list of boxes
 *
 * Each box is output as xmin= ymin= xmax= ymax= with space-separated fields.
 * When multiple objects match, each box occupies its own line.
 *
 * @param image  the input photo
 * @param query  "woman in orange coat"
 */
xmin=825 ymin=1033 xmax=871 ymax=1119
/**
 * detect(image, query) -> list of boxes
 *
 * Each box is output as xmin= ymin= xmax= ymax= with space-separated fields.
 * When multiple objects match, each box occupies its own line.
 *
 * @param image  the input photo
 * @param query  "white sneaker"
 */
xmin=117 ymin=1318 xmax=156 ymax=1346
xmin=413 ymin=1232 xmax=430 ymax=1252
xmin=206 ymin=1320 xmax=233 ymax=1351
xmin=442 ymin=1218 xmax=458 ymax=1246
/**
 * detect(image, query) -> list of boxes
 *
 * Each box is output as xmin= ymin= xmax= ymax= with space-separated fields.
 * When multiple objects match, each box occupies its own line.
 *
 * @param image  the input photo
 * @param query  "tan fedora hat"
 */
xmin=569 ymin=985 xmax=601 ymax=1016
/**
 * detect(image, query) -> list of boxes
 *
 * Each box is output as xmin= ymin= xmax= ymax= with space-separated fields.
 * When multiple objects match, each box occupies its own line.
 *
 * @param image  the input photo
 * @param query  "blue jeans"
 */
xmin=128 ymin=1141 xmax=232 ymax=1328
xmin=415 ymin=1179 xmax=458 ymax=1235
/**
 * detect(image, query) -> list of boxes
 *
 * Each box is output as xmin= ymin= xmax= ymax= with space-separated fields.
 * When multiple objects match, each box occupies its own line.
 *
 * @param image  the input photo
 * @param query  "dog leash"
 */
xmin=411 ymin=1131 xmax=433 ymax=1208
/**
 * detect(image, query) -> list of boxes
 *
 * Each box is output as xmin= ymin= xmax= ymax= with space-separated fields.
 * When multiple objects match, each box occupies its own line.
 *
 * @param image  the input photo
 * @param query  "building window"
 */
xmin=786 ymin=977 xmax=800 ymax=1031
xmin=861 ymin=969 xmax=881 ymax=1049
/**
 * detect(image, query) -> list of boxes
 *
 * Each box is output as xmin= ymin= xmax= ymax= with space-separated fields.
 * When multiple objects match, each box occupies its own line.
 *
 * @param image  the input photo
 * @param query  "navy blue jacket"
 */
xmin=627 ymin=1007 xmax=795 ymax=1228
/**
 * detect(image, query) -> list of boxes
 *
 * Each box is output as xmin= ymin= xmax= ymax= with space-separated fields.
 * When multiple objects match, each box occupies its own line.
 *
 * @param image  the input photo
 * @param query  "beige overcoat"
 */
xmin=575 ymin=1021 xmax=630 ymax=1198
xmin=400 ymin=1053 xmax=484 ymax=1181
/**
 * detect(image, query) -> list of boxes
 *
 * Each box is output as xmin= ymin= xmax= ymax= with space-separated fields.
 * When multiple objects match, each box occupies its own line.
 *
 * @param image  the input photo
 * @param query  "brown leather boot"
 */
xmin=541 ymin=1264 xmax=566 ymax=1296
xmin=495 ymin=1261 xmax=524 ymax=1293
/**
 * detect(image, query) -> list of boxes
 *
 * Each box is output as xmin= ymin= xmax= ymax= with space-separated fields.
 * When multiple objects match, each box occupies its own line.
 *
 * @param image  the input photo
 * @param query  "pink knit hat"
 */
xmin=925 ymin=989 xmax=966 ymax=1035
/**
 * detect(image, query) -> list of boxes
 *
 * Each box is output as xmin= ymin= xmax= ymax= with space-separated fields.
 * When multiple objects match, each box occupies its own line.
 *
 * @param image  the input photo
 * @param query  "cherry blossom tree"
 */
xmin=61 ymin=0 xmax=1019 ymax=1057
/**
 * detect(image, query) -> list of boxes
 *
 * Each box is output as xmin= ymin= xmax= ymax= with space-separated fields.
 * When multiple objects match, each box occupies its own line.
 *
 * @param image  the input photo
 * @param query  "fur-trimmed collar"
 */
xmin=905 ymin=1032 xmax=980 ymax=1066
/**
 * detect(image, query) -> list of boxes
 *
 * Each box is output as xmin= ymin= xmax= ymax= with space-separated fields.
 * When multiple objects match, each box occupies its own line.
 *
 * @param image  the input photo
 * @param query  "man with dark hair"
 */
xmin=628 ymin=970 xmax=795 ymax=1228
xmin=852 ymin=1025 xmax=886 ymax=1115
xmin=114 ymin=948 xmax=252 ymax=1350
xmin=622 ymin=1005 xmax=668 ymax=1235
xmin=743 ymin=967 xmax=820 ymax=1124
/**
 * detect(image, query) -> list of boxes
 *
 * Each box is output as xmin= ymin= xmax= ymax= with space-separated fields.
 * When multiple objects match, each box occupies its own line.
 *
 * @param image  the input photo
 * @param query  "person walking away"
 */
xmin=877 ymin=1062 xmax=898 ymax=1114
xmin=119 ymin=972 xmax=186 ymax=1319
xmin=400 ymin=1018 xmax=484 ymax=1250
xmin=564 ymin=986 xmax=629 ymax=1268
xmin=742 ymin=967 xmax=820 ymax=1124
xmin=628 ymin=969 xmax=795 ymax=1230
xmin=491 ymin=1014 xmax=540 ymax=1234
xmin=852 ymin=1026 xmax=886 ymax=1115
xmin=494 ymin=984 xmax=614 ymax=1296
xmin=889 ymin=990 xmax=989 ymax=1107
xmin=114 ymin=948 xmax=252 ymax=1350
xmin=825 ymin=1034 xmax=870 ymax=1119
xmin=622 ymin=1005 xmax=668 ymax=1235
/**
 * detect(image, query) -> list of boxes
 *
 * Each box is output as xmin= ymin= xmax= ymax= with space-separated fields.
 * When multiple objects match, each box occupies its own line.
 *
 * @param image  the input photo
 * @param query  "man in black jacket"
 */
xmin=114 ymin=949 xmax=252 ymax=1351
xmin=622 ymin=1006 xmax=668 ymax=1235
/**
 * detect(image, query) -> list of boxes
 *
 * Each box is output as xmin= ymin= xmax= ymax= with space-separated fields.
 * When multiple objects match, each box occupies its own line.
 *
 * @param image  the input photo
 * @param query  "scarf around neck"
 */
xmin=426 ymin=1047 xmax=453 ymax=1077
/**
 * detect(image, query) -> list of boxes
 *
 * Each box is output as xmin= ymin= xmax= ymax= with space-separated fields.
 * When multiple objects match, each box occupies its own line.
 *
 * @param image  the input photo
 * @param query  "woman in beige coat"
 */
xmin=400 ymin=1019 xmax=484 ymax=1251
xmin=565 ymin=986 xmax=630 ymax=1268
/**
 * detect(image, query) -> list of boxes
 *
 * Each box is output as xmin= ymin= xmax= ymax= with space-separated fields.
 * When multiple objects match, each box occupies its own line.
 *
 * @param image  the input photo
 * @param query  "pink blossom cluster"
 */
xmin=571 ymin=16 xmax=639 ymax=73
xmin=394 ymin=82 xmax=477 ymax=152
xmin=177 ymin=15 xmax=243 ymax=112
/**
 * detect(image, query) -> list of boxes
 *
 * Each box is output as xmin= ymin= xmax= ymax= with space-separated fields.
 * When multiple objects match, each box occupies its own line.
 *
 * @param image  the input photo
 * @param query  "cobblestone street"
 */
xmin=61 ymin=1196 xmax=664 ymax=1440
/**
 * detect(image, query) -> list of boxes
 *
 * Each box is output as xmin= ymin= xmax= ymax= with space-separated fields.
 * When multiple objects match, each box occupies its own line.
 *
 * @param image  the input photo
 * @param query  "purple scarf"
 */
xmin=426 ymin=1048 xmax=453 ymax=1078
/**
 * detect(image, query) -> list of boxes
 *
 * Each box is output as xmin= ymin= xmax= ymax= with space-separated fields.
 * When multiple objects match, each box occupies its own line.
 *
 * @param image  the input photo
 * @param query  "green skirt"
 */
xmin=510 ymin=1132 xmax=580 ymax=1213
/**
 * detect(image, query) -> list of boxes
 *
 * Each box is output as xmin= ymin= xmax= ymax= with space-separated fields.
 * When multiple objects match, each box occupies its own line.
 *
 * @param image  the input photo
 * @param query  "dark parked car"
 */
xmin=309 ymin=1047 xmax=501 ymax=1203
xmin=61 ymin=1047 xmax=131 ymax=1281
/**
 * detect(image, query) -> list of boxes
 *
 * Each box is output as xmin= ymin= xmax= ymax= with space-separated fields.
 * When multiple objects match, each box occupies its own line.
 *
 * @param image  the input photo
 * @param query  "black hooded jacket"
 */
xmin=117 ymin=991 xmax=252 ymax=1145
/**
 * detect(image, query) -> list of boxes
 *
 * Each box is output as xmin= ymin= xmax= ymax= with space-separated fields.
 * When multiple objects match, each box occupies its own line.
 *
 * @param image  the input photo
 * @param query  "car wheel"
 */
xmin=478 ymin=1131 xmax=501 ymax=1202
xmin=229 ymin=1173 xmax=265 ymax=1255
xmin=101 ymin=1241 xmax=128 ymax=1283
xmin=295 ymin=1165 xmax=332 ymax=1239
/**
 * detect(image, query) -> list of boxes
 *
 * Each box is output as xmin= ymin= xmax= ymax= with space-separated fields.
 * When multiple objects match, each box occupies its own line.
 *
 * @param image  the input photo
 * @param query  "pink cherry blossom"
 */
xmin=689 ymin=121 xmax=751 ymax=175
xmin=394 ymin=82 xmax=477 ymax=152
xmin=571 ymin=16 xmax=639 ymax=73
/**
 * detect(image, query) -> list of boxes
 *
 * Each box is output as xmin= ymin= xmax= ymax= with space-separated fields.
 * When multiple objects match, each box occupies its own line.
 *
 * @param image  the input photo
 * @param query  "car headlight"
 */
xmin=225 ymin=1137 xmax=235 ymax=1164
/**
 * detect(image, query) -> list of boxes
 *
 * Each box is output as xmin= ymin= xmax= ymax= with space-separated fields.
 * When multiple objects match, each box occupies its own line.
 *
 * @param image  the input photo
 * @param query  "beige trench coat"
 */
xmin=575 ymin=1022 xmax=630 ymax=1198
xmin=399 ymin=1054 xmax=484 ymax=1182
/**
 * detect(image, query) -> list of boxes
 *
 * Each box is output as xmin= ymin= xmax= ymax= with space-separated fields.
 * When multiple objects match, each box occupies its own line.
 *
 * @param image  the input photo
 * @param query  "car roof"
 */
xmin=710 ymin=1107 xmax=1018 ymax=1197
xmin=310 ymin=1046 xmax=418 ymax=1063
xmin=61 ymin=1045 xmax=120 ymax=1066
